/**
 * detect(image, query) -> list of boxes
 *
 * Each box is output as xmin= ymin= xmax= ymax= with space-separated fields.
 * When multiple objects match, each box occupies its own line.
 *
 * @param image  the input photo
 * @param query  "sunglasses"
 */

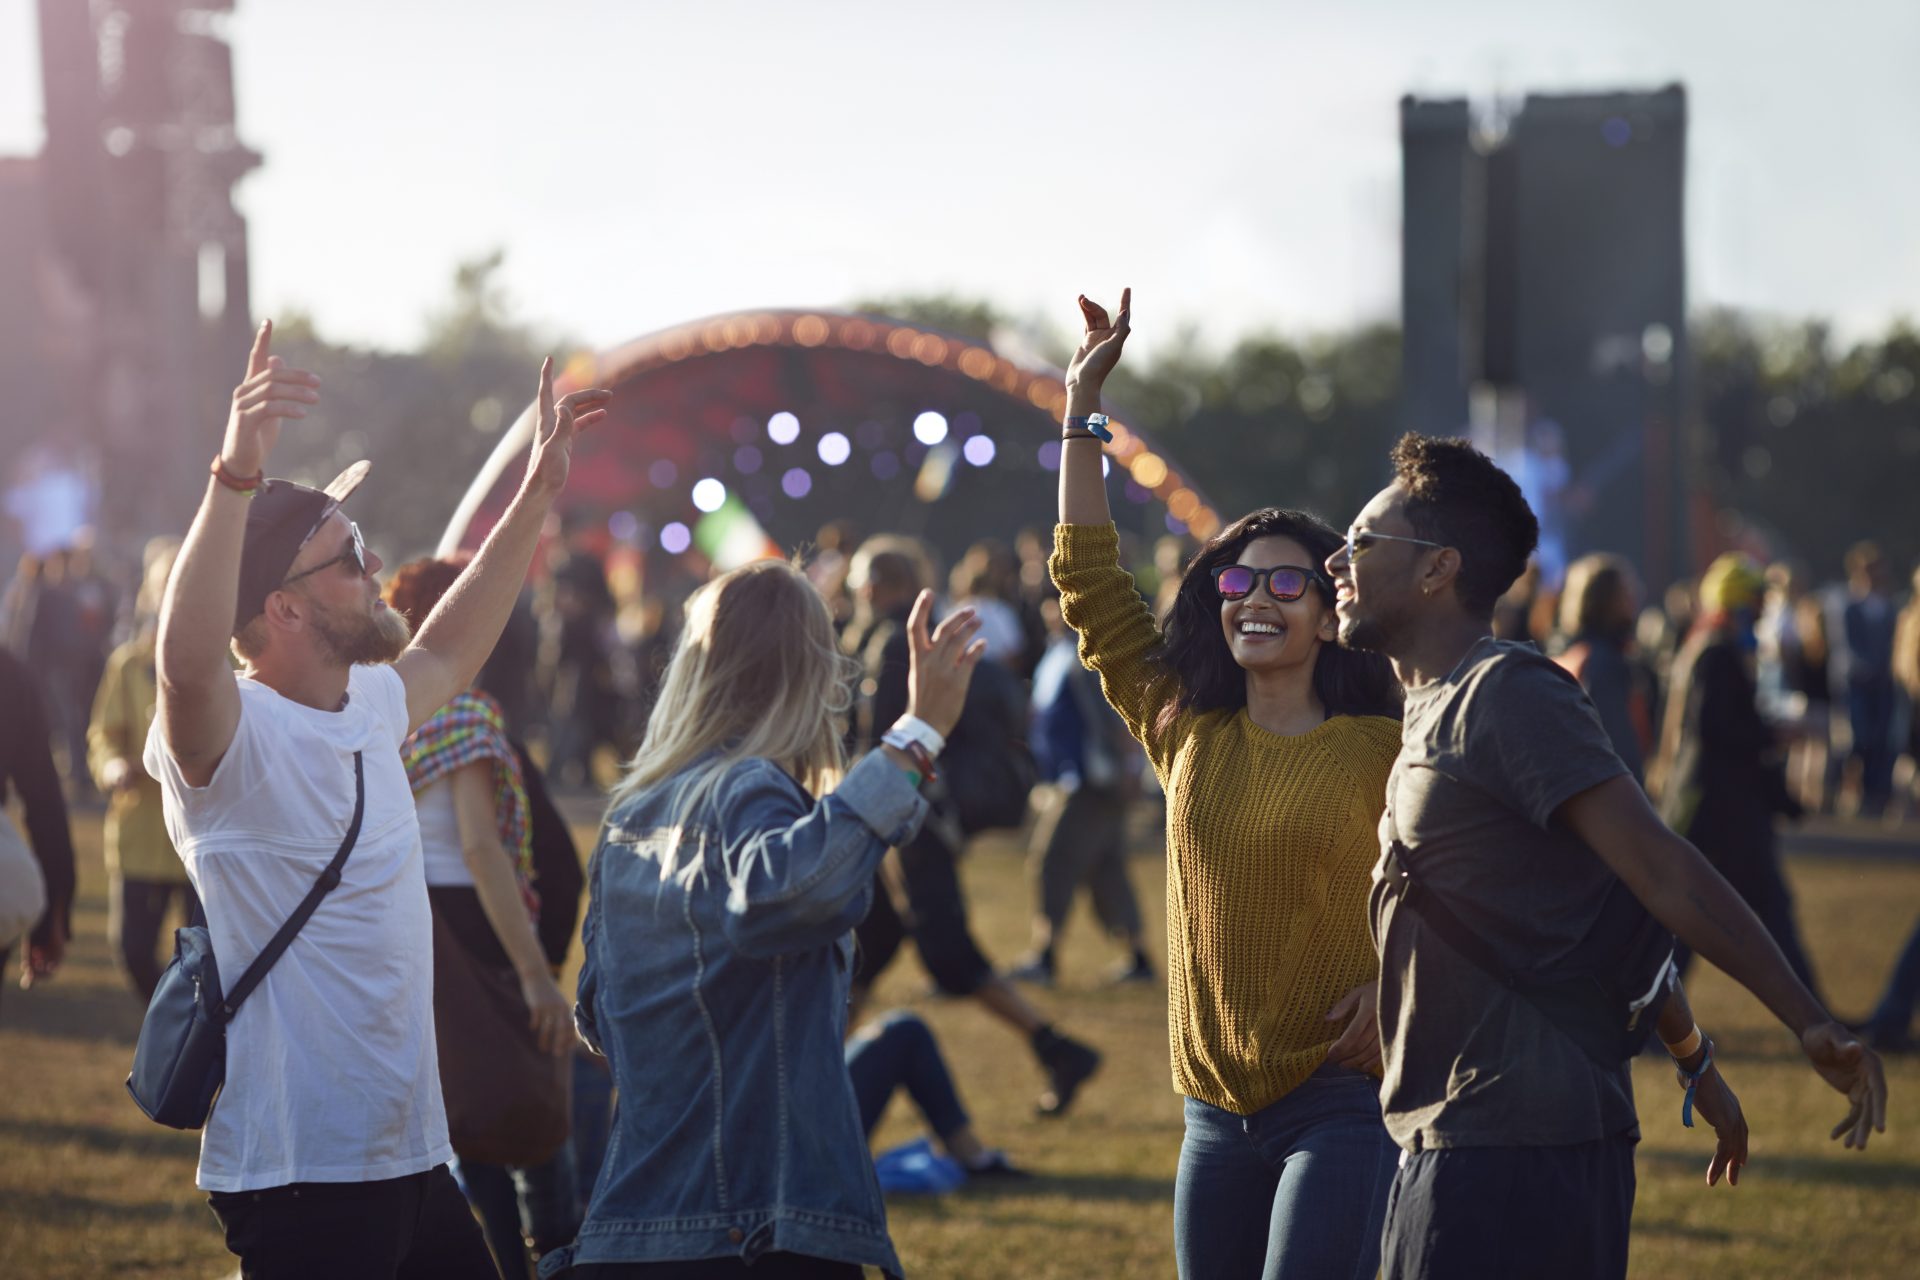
xmin=1212 ymin=563 xmax=1325 ymax=602
xmin=283 ymin=520 xmax=368 ymax=586
xmin=1343 ymin=527 xmax=1446 ymax=562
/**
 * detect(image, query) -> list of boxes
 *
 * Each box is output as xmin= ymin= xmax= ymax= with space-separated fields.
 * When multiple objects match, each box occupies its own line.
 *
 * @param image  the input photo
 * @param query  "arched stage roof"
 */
xmin=439 ymin=307 xmax=1219 ymax=567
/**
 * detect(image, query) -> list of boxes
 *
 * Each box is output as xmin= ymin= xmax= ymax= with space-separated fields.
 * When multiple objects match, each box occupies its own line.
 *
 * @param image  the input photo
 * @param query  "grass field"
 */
xmin=2 ymin=808 xmax=1916 ymax=1279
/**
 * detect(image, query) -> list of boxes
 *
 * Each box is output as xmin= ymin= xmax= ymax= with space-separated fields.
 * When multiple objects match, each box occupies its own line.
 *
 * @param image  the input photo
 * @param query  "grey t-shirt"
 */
xmin=1370 ymin=637 xmax=1636 ymax=1151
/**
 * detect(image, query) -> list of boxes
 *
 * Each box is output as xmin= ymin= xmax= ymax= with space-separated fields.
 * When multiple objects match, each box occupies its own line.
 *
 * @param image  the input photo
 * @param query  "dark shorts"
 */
xmin=206 ymin=1164 xmax=497 ymax=1280
xmin=852 ymin=832 xmax=994 ymax=997
xmin=1381 ymin=1136 xmax=1637 ymax=1280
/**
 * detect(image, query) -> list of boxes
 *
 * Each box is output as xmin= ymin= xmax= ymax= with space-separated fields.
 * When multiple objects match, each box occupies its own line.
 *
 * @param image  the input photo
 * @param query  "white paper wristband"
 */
xmin=888 ymin=714 xmax=947 ymax=757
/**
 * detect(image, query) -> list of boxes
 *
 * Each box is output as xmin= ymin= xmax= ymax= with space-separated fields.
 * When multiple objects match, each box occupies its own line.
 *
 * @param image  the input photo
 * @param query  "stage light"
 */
xmin=818 ymin=432 xmax=851 ymax=466
xmin=734 ymin=445 xmax=763 ymax=474
xmin=913 ymin=411 xmax=948 ymax=445
xmin=782 ymin=467 xmax=813 ymax=498
xmin=962 ymin=436 xmax=995 ymax=467
xmin=661 ymin=522 xmax=692 ymax=554
xmin=1129 ymin=453 xmax=1169 ymax=488
xmin=768 ymin=411 xmax=801 ymax=445
xmin=648 ymin=459 xmax=679 ymax=489
xmin=692 ymin=479 xmax=727 ymax=512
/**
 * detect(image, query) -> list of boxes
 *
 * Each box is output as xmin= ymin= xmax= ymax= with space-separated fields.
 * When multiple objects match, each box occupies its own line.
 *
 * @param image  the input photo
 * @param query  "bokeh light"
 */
xmin=608 ymin=510 xmax=640 ymax=542
xmin=782 ymin=467 xmax=813 ymax=498
xmin=818 ymin=431 xmax=851 ymax=466
xmin=733 ymin=445 xmax=763 ymax=474
xmin=692 ymin=478 xmax=727 ymax=512
xmin=660 ymin=522 xmax=691 ymax=554
xmin=962 ymin=436 xmax=996 ymax=467
xmin=913 ymin=411 xmax=948 ymax=445
xmin=768 ymin=411 xmax=801 ymax=445
xmin=1037 ymin=441 xmax=1062 ymax=472
xmin=871 ymin=451 xmax=900 ymax=480
xmin=647 ymin=458 xmax=679 ymax=489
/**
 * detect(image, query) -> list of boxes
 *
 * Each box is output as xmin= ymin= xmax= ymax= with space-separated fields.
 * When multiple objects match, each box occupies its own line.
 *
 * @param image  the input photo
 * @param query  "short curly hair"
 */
xmin=1389 ymin=433 xmax=1539 ymax=618
xmin=382 ymin=554 xmax=472 ymax=632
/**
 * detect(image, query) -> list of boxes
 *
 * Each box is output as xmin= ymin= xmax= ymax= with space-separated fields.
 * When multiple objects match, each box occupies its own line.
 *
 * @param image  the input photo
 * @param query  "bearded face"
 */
xmin=308 ymin=593 xmax=412 ymax=665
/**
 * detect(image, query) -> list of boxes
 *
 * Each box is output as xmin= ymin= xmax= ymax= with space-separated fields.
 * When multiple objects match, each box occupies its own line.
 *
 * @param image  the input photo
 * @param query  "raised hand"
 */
xmin=904 ymin=590 xmax=987 ymax=739
xmin=222 ymin=319 xmax=321 ymax=476
xmin=525 ymin=357 xmax=613 ymax=498
xmin=1064 ymin=288 xmax=1132 ymax=400
xmin=1802 ymin=1020 xmax=1889 ymax=1150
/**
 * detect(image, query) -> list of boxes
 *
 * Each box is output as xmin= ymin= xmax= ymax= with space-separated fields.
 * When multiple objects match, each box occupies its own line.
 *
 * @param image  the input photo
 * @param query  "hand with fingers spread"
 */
xmin=222 ymin=319 xmax=322 ymax=477
xmin=904 ymin=589 xmax=988 ymax=739
xmin=1064 ymin=287 xmax=1132 ymax=407
xmin=525 ymin=357 xmax=613 ymax=499
xmin=1802 ymin=1020 xmax=1890 ymax=1151
xmin=1323 ymin=980 xmax=1382 ymax=1075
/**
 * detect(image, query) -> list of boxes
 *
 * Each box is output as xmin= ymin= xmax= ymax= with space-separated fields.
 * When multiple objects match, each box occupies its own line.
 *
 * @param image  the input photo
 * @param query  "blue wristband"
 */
xmin=1065 ymin=413 xmax=1113 ymax=442
xmin=1677 ymin=1039 xmax=1714 ymax=1128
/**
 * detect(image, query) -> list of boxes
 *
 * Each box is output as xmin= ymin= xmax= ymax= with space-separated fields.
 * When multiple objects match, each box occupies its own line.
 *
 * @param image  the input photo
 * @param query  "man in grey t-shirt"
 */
xmin=1325 ymin=433 xmax=1887 ymax=1280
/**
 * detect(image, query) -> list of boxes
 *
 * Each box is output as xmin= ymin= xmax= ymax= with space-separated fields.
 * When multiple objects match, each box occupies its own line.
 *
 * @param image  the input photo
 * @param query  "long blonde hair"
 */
xmin=610 ymin=559 xmax=859 ymax=867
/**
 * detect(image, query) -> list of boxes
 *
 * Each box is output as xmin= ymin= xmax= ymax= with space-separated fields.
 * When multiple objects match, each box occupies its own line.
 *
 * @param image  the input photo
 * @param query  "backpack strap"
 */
xmin=216 ymin=751 xmax=366 ymax=1023
xmin=1382 ymin=834 xmax=1522 ymax=989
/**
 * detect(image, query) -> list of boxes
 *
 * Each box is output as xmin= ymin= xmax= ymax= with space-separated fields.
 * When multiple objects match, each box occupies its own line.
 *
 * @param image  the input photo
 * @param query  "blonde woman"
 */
xmin=547 ymin=562 xmax=983 ymax=1280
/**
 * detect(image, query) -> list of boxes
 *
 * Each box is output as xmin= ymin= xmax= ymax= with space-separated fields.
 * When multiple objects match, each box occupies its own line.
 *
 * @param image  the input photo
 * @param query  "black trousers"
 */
xmin=112 ymin=877 xmax=203 ymax=1001
xmin=1381 ymin=1137 xmax=1636 ymax=1280
xmin=207 ymin=1164 xmax=502 ymax=1280
xmin=853 ymin=830 xmax=994 ymax=997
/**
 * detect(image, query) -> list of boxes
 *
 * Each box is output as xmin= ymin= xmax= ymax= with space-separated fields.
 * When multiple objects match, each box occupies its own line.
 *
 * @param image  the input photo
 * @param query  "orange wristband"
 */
xmin=210 ymin=455 xmax=264 ymax=495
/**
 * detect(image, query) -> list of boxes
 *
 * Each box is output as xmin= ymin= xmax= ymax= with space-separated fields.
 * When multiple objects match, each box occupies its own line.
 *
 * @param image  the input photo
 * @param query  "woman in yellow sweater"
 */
xmin=1050 ymin=290 xmax=1402 ymax=1280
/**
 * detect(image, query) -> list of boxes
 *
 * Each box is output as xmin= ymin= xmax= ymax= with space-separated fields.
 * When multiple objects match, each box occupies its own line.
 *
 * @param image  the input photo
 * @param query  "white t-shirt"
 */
xmin=414 ymin=778 xmax=474 ymax=888
xmin=144 ymin=664 xmax=452 ymax=1192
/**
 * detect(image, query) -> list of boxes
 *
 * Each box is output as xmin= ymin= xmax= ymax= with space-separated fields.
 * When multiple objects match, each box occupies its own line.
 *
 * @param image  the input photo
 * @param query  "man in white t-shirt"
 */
xmin=145 ymin=320 xmax=610 ymax=1279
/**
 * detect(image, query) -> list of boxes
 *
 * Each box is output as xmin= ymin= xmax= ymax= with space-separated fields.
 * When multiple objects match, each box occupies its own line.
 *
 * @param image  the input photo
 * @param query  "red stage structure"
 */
xmin=439 ymin=308 xmax=1219 ymax=572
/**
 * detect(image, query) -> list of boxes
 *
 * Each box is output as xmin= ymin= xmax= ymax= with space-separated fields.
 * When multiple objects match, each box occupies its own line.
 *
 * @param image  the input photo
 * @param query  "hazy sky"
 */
xmin=2 ymin=0 xmax=1915 ymax=358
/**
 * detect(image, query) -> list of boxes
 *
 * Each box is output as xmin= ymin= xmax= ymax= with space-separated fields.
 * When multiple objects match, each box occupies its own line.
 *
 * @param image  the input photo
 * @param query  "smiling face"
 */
xmin=1326 ymin=483 xmax=1434 ymax=656
xmin=282 ymin=511 xmax=410 ymax=665
xmin=1218 ymin=534 xmax=1337 ymax=676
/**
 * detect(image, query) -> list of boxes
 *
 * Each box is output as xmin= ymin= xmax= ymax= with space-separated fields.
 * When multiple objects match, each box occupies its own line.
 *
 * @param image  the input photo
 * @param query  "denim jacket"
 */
xmin=539 ymin=750 xmax=927 ymax=1278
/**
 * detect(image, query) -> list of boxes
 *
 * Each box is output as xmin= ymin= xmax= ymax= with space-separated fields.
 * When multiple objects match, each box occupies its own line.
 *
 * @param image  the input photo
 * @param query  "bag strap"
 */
xmin=216 ymin=751 xmax=366 ymax=1023
xmin=1383 ymin=834 xmax=1523 ymax=990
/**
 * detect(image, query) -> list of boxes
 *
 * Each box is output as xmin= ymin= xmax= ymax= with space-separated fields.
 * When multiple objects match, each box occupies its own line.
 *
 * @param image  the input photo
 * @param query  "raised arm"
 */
xmin=1560 ymin=774 xmax=1887 ymax=1150
xmin=393 ymin=359 xmax=611 ymax=732
xmin=1059 ymin=288 xmax=1129 ymax=527
xmin=156 ymin=321 xmax=322 ymax=785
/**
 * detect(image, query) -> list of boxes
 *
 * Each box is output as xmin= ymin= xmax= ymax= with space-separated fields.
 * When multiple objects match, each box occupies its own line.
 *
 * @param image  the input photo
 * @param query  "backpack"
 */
xmin=1381 ymin=804 xmax=1676 ymax=1068
xmin=937 ymin=657 xmax=1038 ymax=836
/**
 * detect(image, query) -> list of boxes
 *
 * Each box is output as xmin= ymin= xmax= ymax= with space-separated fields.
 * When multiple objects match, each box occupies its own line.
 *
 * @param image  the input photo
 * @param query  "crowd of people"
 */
xmin=0 ymin=295 xmax=1907 ymax=1279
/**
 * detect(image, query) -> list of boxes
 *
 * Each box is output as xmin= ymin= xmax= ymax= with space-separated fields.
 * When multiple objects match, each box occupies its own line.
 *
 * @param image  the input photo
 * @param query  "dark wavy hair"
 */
xmin=1154 ymin=507 xmax=1400 ymax=738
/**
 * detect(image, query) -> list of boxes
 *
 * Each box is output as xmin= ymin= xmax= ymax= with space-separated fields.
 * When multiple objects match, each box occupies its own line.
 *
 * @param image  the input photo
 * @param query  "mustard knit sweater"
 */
xmin=1051 ymin=523 xmax=1400 ymax=1115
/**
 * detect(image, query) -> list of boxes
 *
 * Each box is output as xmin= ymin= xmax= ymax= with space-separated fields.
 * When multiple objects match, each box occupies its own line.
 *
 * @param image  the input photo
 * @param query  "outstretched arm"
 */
xmin=1058 ymin=288 xmax=1130 ymax=526
xmin=1560 ymin=774 xmax=1887 ymax=1150
xmin=393 ymin=358 xmax=611 ymax=732
xmin=156 ymin=321 xmax=322 ymax=785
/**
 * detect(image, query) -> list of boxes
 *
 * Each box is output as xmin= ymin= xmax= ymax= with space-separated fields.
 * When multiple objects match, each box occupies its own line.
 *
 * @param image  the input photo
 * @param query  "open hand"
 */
xmin=1686 ymin=1061 xmax=1749 ymax=1186
xmin=1802 ymin=1020 xmax=1889 ymax=1150
xmin=525 ymin=357 xmax=613 ymax=498
xmin=904 ymin=590 xmax=986 ymax=739
xmin=1064 ymin=288 xmax=1132 ymax=399
xmin=1324 ymin=980 xmax=1382 ymax=1074
xmin=222 ymin=320 xmax=321 ymax=476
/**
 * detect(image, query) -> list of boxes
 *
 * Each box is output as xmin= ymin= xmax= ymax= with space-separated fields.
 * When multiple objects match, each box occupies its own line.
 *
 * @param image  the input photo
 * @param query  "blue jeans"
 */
xmin=845 ymin=1011 xmax=969 ymax=1140
xmin=453 ymin=1145 xmax=580 ymax=1276
xmin=1174 ymin=1065 xmax=1397 ymax=1280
